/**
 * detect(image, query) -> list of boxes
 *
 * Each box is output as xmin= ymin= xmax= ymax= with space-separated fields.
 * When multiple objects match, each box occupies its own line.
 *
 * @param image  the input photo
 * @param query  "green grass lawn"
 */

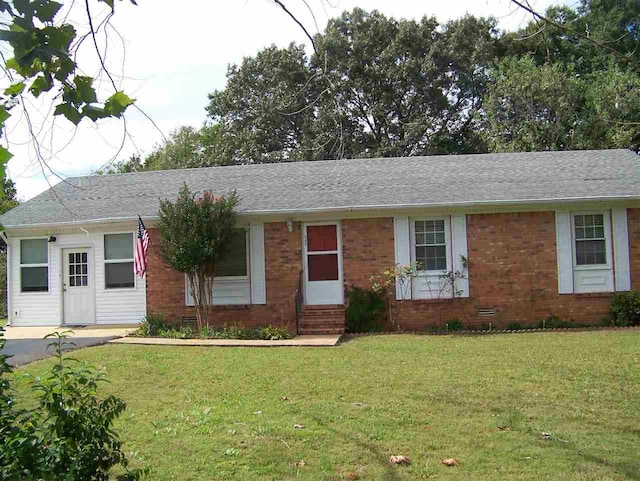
xmin=12 ymin=331 xmax=640 ymax=480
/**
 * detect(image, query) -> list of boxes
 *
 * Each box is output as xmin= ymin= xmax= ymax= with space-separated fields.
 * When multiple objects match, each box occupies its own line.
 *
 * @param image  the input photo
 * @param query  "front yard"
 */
xmin=12 ymin=331 xmax=640 ymax=480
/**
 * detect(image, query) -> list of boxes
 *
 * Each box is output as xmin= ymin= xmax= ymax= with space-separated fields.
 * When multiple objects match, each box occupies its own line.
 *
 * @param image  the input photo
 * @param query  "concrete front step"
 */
xmin=298 ymin=327 xmax=345 ymax=335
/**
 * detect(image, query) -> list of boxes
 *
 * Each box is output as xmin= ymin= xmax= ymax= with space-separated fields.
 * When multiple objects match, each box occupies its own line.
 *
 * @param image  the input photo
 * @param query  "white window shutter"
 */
xmin=250 ymin=223 xmax=267 ymax=304
xmin=184 ymin=275 xmax=194 ymax=306
xmin=451 ymin=214 xmax=470 ymax=298
xmin=555 ymin=211 xmax=574 ymax=294
xmin=612 ymin=208 xmax=631 ymax=291
xmin=394 ymin=217 xmax=412 ymax=300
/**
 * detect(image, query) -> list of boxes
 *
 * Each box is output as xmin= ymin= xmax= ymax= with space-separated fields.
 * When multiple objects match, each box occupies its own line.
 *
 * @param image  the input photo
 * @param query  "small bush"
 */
xmin=506 ymin=322 xmax=523 ymax=330
xmin=345 ymin=285 xmax=386 ymax=333
xmin=446 ymin=319 xmax=464 ymax=331
xmin=0 ymin=330 xmax=146 ymax=479
xmin=133 ymin=313 xmax=166 ymax=337
xmin=199 ymin=326 xmax=219 ymax=339
xmin=610 ymin=291 xmax=640 ymax=326
xmin=260 ymin=325 xmax=291 ymax=340
xmin=537 ymin=315 xmax=585 ymax=329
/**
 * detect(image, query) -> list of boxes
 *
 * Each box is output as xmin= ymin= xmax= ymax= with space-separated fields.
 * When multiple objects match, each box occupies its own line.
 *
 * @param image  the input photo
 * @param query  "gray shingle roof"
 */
xmin=3 ymin=149 xmax=640 ymax=228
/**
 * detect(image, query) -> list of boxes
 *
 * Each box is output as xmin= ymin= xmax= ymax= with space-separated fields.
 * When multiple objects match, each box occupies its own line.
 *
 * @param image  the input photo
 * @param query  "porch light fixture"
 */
xmin=286 ymin=219 xmax=294 ymax=233
xmin=48 ymin=236 xmax=57 ymax=243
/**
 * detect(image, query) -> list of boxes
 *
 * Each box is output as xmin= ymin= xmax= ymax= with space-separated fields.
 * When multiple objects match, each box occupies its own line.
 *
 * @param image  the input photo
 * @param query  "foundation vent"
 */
xmin=477 ymin=308 xmax=497 ymax=318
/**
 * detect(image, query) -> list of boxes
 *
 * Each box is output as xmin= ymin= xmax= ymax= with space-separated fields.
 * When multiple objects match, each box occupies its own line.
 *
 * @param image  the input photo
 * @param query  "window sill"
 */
xmin=185 ymin=304 xmax=251 ymax=310
xmin=399 ymin=297 xmax=469 ymax=304
xmin=571 ymin=292 xmax=614 ymax=298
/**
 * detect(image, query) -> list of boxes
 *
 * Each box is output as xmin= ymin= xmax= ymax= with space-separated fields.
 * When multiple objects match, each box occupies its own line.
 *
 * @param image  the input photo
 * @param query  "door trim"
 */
xmin=61 ymin=246 xmax=96 ymax=325
xmin=302 ymin=221 xmax=344 ymax=305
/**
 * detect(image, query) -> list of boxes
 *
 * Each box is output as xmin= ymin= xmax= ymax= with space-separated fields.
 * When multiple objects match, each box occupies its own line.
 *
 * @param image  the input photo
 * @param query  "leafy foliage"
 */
xmin=344 ymin=285 xmax=386 ymax=333
xmin=158 ymin=184 xmax=239 ymax=329
xmin=0 ymin=330 xmax=146 ymax=479
xmin=206 ymin=10 xmax=498 ymax=163
xmin=0 ymin=0 xmax=137 ymax=185
xmin=610 ymin=291 xmax=640 ymax=326
xmin=130 ymin=319 xmax=292 ymax=340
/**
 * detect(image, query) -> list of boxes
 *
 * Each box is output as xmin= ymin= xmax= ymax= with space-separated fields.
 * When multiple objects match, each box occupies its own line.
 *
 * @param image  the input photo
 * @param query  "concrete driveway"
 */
xmin=2 ymin=326 xmax=135 ymax=366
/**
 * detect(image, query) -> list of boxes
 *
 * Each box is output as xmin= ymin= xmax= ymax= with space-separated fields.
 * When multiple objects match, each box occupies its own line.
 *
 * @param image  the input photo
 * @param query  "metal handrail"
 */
xmin=294 ymin=269 xmax=303 ymax=335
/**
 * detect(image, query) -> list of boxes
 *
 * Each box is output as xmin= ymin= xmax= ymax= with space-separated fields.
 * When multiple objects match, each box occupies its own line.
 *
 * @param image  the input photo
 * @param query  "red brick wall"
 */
xmin=146 ymin=210 xmax=640 ymax=331
xmin=339 ymin=212 xmax=640 ymax=330
xmin=146 ymin=222 xmax=302 ymax=329
xmin=342 ymin=218 xmax=395 ymax=288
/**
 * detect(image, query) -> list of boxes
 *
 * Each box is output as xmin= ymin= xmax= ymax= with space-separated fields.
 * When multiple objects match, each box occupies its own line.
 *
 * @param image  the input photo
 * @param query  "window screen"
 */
xmin=414 ymin=220 xmax=447 ymax=271
xmin=216 ymin=229 xmax=248 ymax=277
xmin=20 ymin=239 xmax=48 ymax=292
xmin=104 ymin=233 xmax=134 ymax=288
xmin=574 ymin=214 xmax=607 ymax=265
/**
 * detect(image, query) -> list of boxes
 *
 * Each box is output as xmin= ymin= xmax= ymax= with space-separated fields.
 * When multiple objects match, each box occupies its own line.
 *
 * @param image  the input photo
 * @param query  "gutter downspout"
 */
xmin=0 ymin=231 xmax=10 ymax=327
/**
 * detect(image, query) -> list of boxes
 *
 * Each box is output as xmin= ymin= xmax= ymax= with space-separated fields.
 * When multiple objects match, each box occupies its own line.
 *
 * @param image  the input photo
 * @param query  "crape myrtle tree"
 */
xmin=158 ymin=183 xmax=239 ymax=330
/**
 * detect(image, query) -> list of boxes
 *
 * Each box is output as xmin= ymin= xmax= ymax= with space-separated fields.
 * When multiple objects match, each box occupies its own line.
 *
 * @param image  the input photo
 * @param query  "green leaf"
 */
xmin=104 ymin=91 xmax=135 ymax=117
xmin=98 ymin=0 xmax=114 ymax=9
xmin=74 ymin=76 xmax=97 ymax=104
xmin=0 ymin=106 xmax=11 ymax=125
xmin=4 ymin=82 xmax=25 ymax=96
xmin=82 ymin=105 xmax=108 ymax=122
xmin=34 ymin=0 xmax=62 ymax=23
xmin=29 ymin=76 xmax=51 ymax=97
xmin=54 ymin=102 xmax=82 ymax=125
xmin=0 ymin=146 xmax=13 ymax=166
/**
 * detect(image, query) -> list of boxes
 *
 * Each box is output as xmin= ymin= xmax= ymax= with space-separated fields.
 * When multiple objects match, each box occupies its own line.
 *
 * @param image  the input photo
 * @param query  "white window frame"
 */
xmin=410 ymin=216 xmax=452 ymax=275
xmin=571 ymin=211 xmax=613 ymax=271
xmin=19 ymin=237 xmax=49 ymax=294
xmin=215 ymin=228 xmax=250 ymax=280
xmin=103 ymin=232 xmax=136 ymax=290
xmin=184 ymin=228 xmax=251 ymax=306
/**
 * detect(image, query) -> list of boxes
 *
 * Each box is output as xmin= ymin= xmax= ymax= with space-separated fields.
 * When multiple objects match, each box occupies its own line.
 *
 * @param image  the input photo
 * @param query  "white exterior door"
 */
xmin=303 ymin=222 xmax=343 ymax=305
xmin=63 ymin=248 xmax=96 ymax=325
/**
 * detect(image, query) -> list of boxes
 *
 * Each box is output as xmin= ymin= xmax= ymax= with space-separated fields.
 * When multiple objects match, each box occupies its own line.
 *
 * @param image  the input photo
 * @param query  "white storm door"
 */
xmin=63 ymin=248 xmax=96 ymax=325
xmin=303 ymin=223 xmax=343 ymax=305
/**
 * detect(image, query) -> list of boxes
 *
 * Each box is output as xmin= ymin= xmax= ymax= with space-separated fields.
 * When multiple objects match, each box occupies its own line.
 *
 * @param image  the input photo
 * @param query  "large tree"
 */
xmin=206 ymin=9 xmax=499 ymax=163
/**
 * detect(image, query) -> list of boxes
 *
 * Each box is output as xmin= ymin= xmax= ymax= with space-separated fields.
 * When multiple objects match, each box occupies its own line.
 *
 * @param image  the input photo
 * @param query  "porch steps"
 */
xmin=298 ymin=305 xmax=346 ymax=335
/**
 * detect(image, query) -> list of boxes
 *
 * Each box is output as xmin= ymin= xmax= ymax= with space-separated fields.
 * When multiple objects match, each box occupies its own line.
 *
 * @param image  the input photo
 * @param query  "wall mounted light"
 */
xmin=286 ymin=219 xmax=294 ymax=233
xmin=47 ymin=236 xmax=57 ymax=243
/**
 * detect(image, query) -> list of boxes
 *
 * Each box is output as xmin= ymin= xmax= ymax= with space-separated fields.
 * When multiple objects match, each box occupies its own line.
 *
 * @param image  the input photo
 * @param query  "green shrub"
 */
xmin=537 ymin=315 xmax=586 ymax=329
xmin=260 ymin=325 xmax=291 ymax=340
xmin=506 ymin=322 xmax=523 ymax=330
xmin=199 ymin=326 xmax=219 ymax=339
xmin=345 ymin=286 xmax=386 ymax=333
xmin=132 ymin=313 xmax=166 ymax=337
xmin=610 ymin=291 xmax=640 ymax=326
xmin=0 ymin=330 xmax=146 ymax=479
xmin=446 ymin=319 xmax=464 ymax=331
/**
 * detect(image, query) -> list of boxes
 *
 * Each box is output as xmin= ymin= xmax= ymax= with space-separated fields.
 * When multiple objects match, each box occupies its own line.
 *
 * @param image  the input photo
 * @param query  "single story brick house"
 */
xmin=1 ymin=149 xmax=639 ymax=333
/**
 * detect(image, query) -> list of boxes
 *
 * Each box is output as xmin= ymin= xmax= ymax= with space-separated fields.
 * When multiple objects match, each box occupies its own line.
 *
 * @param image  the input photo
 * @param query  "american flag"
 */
xmin=134 ymin=215 xmax=149 ymax=277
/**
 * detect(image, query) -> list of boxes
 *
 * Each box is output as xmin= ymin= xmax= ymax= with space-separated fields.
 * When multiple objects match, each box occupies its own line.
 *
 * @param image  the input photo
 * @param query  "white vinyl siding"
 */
xmin=8 ymin=230 xmax=146 ymax=327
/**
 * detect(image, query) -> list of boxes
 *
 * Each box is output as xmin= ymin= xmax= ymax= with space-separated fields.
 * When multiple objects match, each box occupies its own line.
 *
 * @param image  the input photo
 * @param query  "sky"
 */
xmin=5 ymin=0 xmax=571 ymax=200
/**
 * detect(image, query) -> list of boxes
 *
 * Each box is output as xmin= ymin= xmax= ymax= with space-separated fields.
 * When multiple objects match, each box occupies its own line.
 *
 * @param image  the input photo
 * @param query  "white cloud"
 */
xmin=5 ymin=0 xmax=568 ymax=200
